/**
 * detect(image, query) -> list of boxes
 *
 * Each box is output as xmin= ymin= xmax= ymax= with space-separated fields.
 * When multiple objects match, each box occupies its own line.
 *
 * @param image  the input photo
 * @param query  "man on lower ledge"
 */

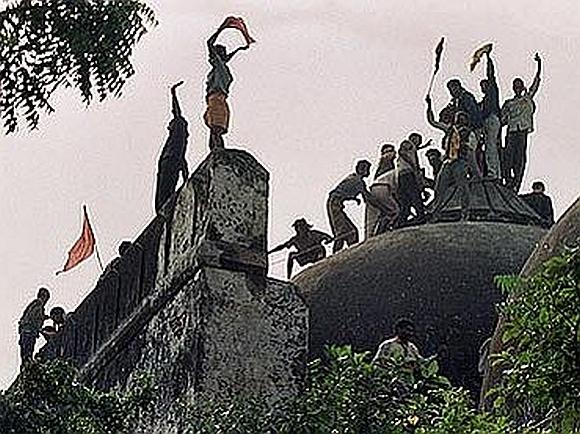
xmin=268 ymin=218 xmax=332 ymax=278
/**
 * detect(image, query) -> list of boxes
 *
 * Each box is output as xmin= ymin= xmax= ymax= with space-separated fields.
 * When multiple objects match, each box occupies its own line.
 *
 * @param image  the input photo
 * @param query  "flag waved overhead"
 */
xmin=57 ymin=206 xmax=96 ymax=275
xmin=223 ymin=16 xmax=256 ymax=45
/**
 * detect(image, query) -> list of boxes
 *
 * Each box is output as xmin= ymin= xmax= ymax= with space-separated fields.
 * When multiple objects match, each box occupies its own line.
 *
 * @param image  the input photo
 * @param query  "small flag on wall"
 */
xmin=57 ymin=206 xmax=103 ymax=274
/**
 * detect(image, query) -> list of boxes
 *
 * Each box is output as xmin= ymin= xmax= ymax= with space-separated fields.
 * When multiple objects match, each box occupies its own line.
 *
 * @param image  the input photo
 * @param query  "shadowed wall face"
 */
xmin=38 ymin=150 xmax=308 ymax=432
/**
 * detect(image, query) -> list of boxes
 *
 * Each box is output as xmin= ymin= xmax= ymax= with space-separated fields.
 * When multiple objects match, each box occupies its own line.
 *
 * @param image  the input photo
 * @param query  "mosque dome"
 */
xmin=293 ymin=181 xmax=547 ymax=394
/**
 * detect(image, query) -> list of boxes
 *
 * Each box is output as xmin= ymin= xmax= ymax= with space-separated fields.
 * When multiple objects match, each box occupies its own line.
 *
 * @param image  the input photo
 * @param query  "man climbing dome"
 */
xmin=268 ymin=218 xmax=332 ymax=278
xmin=366 ymin=143 xmax=400 ymax=237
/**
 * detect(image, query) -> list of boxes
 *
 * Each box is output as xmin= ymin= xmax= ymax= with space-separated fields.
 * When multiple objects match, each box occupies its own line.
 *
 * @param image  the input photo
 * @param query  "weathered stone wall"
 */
xmin=39 ymin=149 xmax=308 ymax=432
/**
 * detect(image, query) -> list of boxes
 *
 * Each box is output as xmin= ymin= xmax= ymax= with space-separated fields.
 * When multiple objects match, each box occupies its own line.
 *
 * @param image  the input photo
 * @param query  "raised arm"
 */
xmin=171 ymin=81 xmax=184 ymax=118
xmin=268 ymin=239 xmax=292 ymax=254
xmin=528 ymin=53 xmax=542 ymax=98
xmin=425 ymin=95 xmax=449 ymax=132
xmin=207 ymin=25 xmax=225 ymax=51
xmin=227 ymin=44 xmax=250 ymax=62
xmin=486 ymin=52 xmax=496 ymax=82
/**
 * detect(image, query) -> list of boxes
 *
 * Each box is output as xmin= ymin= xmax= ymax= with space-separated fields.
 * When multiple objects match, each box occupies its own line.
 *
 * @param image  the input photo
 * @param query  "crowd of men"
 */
xmin=17 ymin=34 xmax=557 ymax=363
xmin=272 ymin=47 xmax=555 ymax=278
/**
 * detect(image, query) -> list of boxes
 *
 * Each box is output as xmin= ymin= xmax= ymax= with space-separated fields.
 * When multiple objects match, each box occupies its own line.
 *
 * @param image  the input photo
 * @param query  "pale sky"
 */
xmin=1 ymin=0 xmax=579 ymax=388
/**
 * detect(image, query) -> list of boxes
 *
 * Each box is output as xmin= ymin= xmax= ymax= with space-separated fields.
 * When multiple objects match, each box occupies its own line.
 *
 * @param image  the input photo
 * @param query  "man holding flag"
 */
xmin=204 ymin=17 xmax=255 ymax=150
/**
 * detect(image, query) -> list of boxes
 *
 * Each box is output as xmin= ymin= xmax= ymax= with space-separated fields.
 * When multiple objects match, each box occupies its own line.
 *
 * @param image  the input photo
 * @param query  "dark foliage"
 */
xmin=0 ymin=0 xmax=156 ymax=133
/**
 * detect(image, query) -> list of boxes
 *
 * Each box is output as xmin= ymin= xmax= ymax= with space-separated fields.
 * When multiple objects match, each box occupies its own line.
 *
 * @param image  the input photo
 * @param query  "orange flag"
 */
xmin=57 ymin=206 xmax=97 ymax=274
xmin=223 ymin=16 xmax=256 ymax=45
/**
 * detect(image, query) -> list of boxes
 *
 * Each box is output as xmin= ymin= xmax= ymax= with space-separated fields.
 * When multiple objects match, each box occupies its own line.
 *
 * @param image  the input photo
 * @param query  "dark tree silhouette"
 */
xmin=0 ymin=0 xmax=156 ymax=133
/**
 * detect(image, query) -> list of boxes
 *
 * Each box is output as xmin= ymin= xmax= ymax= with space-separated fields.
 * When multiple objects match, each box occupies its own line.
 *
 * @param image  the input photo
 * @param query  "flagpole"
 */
xmin=94 ymin=242 xmax=104 ymax=272
xmin=84 ymin=205 xmax=104 ymax=272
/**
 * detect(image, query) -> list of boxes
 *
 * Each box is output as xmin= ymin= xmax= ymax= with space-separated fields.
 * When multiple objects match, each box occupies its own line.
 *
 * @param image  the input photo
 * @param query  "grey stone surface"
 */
xmin=36 ymin=149 xmax=308 ymax=433
xmin=293 ymin=221 xmax=546 ymax=395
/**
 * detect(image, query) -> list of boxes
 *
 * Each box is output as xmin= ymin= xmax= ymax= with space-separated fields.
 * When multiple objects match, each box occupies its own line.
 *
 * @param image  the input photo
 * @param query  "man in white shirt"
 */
xmin=373 ymin=318 xmax=422 ymax=372
xmin=501 ymin=53 xmax=542 ymax=192
xmin=365 ymin=144 xmax=400 ymax=238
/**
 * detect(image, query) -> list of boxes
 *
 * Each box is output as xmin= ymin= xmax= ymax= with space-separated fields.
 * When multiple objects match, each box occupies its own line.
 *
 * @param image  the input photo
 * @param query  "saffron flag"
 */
xmin=223 ymin=16 xmax=256 ymax=45
xmin=470 ymin=43 xmax=493 ymax=72
xmin=57 ymin=206 xmax=96 ymax=274
xmin=434 ymin=37 xmax=445 ymax=73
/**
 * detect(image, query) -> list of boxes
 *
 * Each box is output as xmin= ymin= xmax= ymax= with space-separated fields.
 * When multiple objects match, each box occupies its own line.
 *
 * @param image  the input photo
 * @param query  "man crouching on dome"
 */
xmin=373 ymin=318 xmax=423 ymax=372
xmin=327 ymin=160 xmax=389 ymax=253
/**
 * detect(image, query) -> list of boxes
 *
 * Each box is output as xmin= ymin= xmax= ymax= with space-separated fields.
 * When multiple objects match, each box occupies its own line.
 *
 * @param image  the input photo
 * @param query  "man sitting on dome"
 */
xmin=327 ymin=160 xmax=388 ymax=253
xmin=268 ymin=219 xmax=332 ymax=278
xmin=372 ymin=318 xmax=423 ymax=372
xmin=520 ymin=181 xmax=555 ymax=227
xmin=366 ymin=144 xmax=400 ymax=238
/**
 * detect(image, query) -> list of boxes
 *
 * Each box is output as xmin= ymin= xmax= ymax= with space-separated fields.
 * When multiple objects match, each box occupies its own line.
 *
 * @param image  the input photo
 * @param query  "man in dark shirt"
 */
xmin=269 ymin=218 xmax=332 ymax=278
xmin=520 ymin=181 xmax=555 ymax=227
xmin=479 ymin=49 xmax=502 ymax=180
xmin=155 ymin=82 xmax=189 ymax=213
xmin=18 ymin=287 xmax=50 ymax=366
xmin=446 ymin=79 xmax=483 ymax=130
xmin=327 ymin=160 xmax=385 ymax=253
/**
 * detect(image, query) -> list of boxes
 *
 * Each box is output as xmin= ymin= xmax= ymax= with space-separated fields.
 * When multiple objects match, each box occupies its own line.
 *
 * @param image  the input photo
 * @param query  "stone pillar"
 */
xmin=126 ymin=149 xmax=308 ymax=432
xmin=158 ymin=149 xmax=269 ymax=281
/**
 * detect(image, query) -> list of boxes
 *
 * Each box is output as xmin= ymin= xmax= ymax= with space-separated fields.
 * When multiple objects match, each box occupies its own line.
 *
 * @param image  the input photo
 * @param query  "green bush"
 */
xmin=491 ymin=248 xmax=580 ymax=432
xmin=0 ymin=360 xmax=152 ymax=434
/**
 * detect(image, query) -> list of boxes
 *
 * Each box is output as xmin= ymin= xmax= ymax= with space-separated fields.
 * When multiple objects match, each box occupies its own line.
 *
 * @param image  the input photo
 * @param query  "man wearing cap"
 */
xmin=18 ymin=287 xmax=50 ymax=366
xmin=268 ymin=219 xmax=332 ymax=278
xmin=327 ymin=160 xmax=385 ymax=253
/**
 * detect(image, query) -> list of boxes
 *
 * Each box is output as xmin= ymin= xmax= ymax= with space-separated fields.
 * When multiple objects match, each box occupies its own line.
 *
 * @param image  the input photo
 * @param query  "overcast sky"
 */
xmin=1 ymin=0 xmax=579 ymax=388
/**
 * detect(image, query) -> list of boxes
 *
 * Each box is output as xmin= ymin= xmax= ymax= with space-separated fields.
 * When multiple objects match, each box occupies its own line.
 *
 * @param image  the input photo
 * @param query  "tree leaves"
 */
xmin=491 ymin=248 xmax=580 ymax=432
xmin=0 ymin=0 xmax=157 ymax=134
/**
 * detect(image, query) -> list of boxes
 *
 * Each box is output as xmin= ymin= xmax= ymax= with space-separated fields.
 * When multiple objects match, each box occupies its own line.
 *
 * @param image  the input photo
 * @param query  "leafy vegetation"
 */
xmin=492 ymin=247 xmax=580 ymax=433
xmin=0 ymin=360 xmax=152 ymax=433
xmin=1 ymin=250 xmax=577 ymax=433
xmin=0 ymin=0 xmax=156 ymax=133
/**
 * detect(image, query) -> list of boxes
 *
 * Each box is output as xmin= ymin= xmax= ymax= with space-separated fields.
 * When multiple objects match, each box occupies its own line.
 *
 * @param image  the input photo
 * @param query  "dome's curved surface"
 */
xmin=293 ymin=221 xmax=546 ymax=393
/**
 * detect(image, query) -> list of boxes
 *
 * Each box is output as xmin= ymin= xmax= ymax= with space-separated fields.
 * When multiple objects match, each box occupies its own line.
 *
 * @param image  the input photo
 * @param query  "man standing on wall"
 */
xmin=155 ymin=82 xmax=189 ymax=213
xmin=501 ymin=53 xmax=542 ymax=192
xmin=18 ymin=288 xmax=50 ymax=366
xmin=204 ymin=18 xmax=254 ymax=150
